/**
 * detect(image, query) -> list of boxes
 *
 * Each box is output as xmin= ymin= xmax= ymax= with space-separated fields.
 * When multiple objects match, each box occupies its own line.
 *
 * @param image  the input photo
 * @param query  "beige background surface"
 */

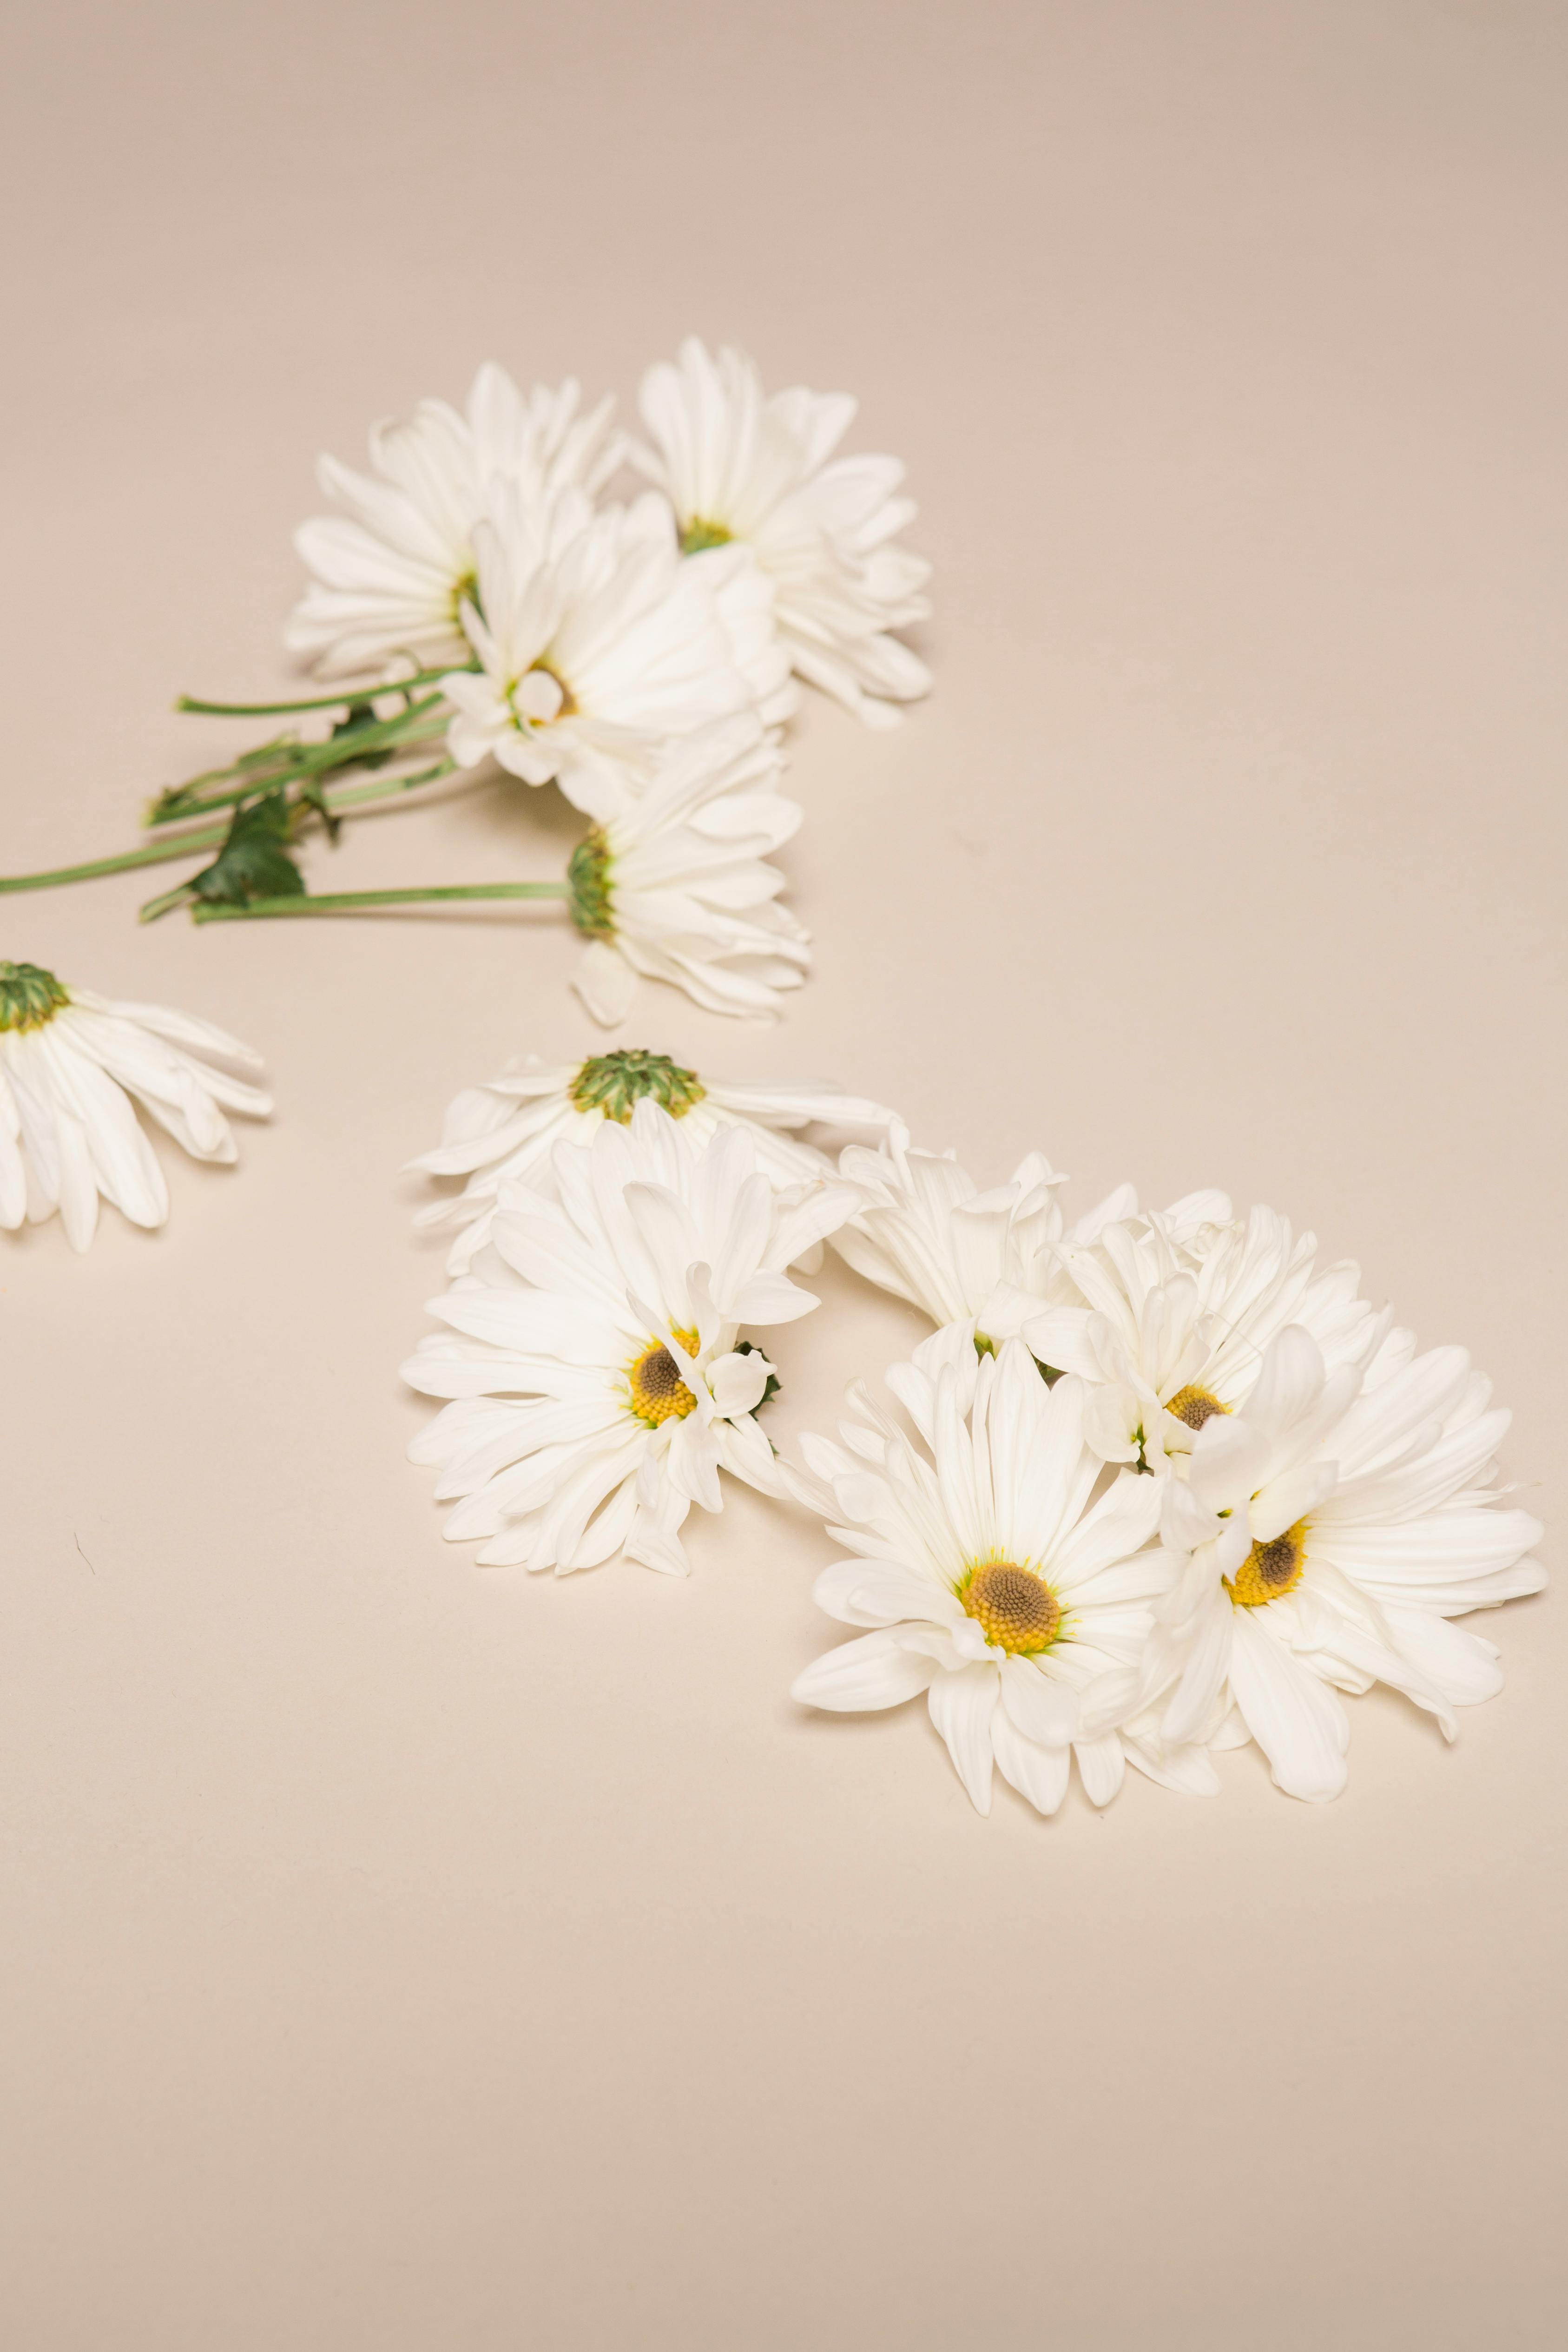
xmin=1 ymin=3 xmax=1564 ymax=2345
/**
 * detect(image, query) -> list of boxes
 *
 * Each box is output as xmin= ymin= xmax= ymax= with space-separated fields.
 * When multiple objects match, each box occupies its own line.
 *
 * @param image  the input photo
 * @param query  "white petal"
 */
xmin=706 ymin=1347 xmax=771 ymax=1420
xmin=1072 ymin=1734 xmax=1126 ymax=1808
xmin=990 ymin=1709 xmax=1071 ymax=1815
xmin=811 ymin=1557 xmax=958 ymax=1629
xmin=927 ymin=1661 xmax=999 ymax=1813
xmin=1227 ymin=1608 xmax=1349 ymax=1802
xmin=571 ymin=940 xmax=637 ymax=1027
xmin=791 ymin=1629 xmax=938 ymax=1712
xmin=997 ymin=1654 xmax=1079 ymax=1747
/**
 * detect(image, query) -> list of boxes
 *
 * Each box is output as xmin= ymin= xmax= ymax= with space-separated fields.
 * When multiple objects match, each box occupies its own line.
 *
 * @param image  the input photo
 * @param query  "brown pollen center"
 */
xmin=1165 ymin=1384 xmax=1229 ymax=1432
xmin=960 ymin=1560 xmax=1062 ymax=1655
xmin=628 ymin=1326 xmax=700 ymax=1428
xmin=1227 ymin=1520 xmax=1309 ymax=1608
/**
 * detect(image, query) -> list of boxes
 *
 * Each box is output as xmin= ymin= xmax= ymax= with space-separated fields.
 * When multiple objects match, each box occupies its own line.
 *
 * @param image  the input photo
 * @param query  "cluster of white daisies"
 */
xmin=283 ymin=341 xmax=928 ymax=1023
xmin=401 ymin=1047 xmax=1545 ymax=1813
xmin=5 ymin=344 xmax=1541 ymax=1822
xmin=0 ymin=1000 xmax=1543 ymax=1811
xmin=2 ymin=342 xmax=930 ymax=1030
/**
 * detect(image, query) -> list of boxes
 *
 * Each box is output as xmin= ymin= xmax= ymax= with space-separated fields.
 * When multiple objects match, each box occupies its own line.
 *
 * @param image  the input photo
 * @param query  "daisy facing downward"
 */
xmin=0 ymin=959 xmax=270 ymax=1250
xmin=789 ymin=1329 xmax=1196 ymax=1816
xmin=402 ymin=1100 xmax=858 ymax=1576
xmin=411 ymin=1046 xmax=899 ymax=1273
xmin=176 ymin=715 xmax=814 ymax=1027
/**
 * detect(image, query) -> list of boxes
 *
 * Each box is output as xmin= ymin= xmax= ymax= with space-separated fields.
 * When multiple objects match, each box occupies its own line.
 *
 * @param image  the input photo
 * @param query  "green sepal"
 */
xmin=0 ymin=960 xmax=68 ymax=1032
xmin=569 ymin=1049 xmax=705 ymax=1122
xmin=566 ymin=829 xmax=613 ymax=938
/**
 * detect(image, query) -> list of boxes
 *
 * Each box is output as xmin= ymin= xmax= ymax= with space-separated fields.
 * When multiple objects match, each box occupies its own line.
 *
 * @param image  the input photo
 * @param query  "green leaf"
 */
xmin=325 ymin=700 xmax=394 ymax=771
xmin=188 ymin=792 xmax=305 ymax=907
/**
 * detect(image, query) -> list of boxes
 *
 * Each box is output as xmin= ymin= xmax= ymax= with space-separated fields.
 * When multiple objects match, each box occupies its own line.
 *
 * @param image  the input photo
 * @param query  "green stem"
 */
xmin=174 ymin=665 xmax=471 ymax=717
xmin=192 ymin=882 xmax=572 ymax=923
xmin=149 ymin=767 xmax=303 ymax=827
xmin=136 ymin=765 xmax=456 ymax=921
xmin=155 ymin=735 xmax=301 ymax=799
xmin=324 ymin=758 xmax=457 ymax=810
xmin=4 ymin=750 xmax=465 ymax=913
xmin=294 ymin=699 xmax=448 ymax=766
xmin=0 ymin=823 xmax=231 ymax=894
xmin=138 ymin=880 xmax=202 ymax=924
xmin=150 ymin=701 xmax=449 ymax=826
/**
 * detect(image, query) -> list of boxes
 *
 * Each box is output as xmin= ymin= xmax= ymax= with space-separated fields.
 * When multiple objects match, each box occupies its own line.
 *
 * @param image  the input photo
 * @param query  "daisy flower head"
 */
xmin=1024 ymin=1203 xmax=1380 ymax=1476
xmin=830 ymin=1127 xmax=1154 ymax=1346
xmin=563 ymin=714 xmax=810 ymax=1027
xmin=0 ymin=959 xmax=270 ymax=1251
xmin=285 ymin=364 xmax=626 ymax=679
xmin=440 ymin=484 xmax=794 ymax=810
xmin=633 ymin=337 xmax=931 ymax=729
xmin=1136 ymin=1321 xmax=1545 ymax=1803
xmin=790 ymin=1328 xmax=1193 ymax=1815
xmin=402 ymin=1100 xmax=858 ymax=1576
xmin=411 ymin=1046 xmax=902 ymax=1274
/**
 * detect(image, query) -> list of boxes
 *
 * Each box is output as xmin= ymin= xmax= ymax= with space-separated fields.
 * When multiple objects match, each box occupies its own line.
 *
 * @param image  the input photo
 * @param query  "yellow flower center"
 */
xmin=679 ymin=517 xmax=733 ymax=555
xmin=1165 ymin=1384 xmax=1229 ymax=1431
xmin=1227 ymin=1520 xmax=1309 ymax=1608
xmin=958 ymin=1559 xmax=1062 ymax=1655
xmin=627 ymin=1326 xmax=700 ymax=1427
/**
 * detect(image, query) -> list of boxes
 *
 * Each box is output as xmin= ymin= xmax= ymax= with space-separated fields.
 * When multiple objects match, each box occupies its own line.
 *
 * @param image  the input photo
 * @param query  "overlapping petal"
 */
xmin=403 ymin=1100 xmax=856 ymax=1577
xmin=789 ymin=1338 xmax=1180 ymax=1815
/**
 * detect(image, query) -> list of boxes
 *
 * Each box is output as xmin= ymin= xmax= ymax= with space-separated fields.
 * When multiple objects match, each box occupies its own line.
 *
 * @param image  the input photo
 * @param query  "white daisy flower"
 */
xmin=830 ymin=1134 xmax=1124 ymax=1339
xmin=1023 ymin=1203 xmax=1381 ymax=1475
xmin=0 ymin=959 xmax=270 ymax=1252
xmin=1132 ymin=1322 xmax=1546 ymax=1802
xmin=562 ymin=714 xmax=810 ymax=1027
xmin=411 ymin=1046 xmax=901 ymax=1274
xmin=285 ymin=364 xmax=626 ymax=679
xmin=789 ymin=1329 xmax=1187 ymax=1815
xmin=440 ymin=484 xmax=794 ymax=809
xmin=402 ymin=1100 xmax=859 ymax=1576
xmin=633 ymin=337 xmax=931 ymax=728
xmin=830 ymin=1129 xmax=1226 ymax=1351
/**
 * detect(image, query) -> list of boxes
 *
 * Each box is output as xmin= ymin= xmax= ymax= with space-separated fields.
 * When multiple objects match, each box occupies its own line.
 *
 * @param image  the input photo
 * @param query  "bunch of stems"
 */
xmin=0 ymin=670 xmax=571 ymax=926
